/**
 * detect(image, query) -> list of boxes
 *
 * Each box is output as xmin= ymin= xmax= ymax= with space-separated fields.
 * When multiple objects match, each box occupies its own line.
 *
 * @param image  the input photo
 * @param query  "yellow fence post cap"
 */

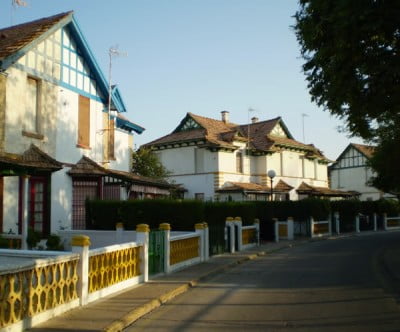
xmin=195 ymin=223 xmax=205 ymax=230
xmin=71 ymin=235 xmax=91 ymax=247
xmin=202 ymin=222 xmax=208 ymax=228
xmin=136 ymin=224 xmax=150 ymax=232
xmin=116 ymin=222 xmax=124 ymax=229
xmin=234 ymin=217 xmax=242 ymax=222
xmin=159 ymin=223 xmax=171 ymax=230
xmin=226 ymin=217 xmax=234 ymax=222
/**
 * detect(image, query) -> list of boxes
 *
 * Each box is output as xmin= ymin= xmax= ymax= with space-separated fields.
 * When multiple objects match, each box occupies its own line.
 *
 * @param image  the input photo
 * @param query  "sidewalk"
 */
xmin=29 ymin=240 xmax=304 ymax=332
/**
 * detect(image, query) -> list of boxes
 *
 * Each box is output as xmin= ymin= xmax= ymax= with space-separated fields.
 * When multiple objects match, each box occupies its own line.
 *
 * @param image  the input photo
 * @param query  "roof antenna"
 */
xmin=247 ymin=108 xmax=256 ymax=158
xmin=106 ymin=45 xmax=127 ymax=162
xmin=301 ymin=113 xmax=308 ymax=143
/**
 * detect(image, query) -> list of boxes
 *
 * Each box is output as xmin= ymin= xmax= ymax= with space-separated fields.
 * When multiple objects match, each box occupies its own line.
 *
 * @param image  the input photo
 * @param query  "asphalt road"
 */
xmin=125 ymin=232 xmax=400 ymax=331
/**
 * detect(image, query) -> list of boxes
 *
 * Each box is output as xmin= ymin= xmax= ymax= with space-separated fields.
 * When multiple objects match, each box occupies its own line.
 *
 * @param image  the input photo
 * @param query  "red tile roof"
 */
xmin=296 ymin=182 xmax=356 ymax=197
xmin=351 ymin=143 xmax=375 ymax=159
xmin=216 ymin=182 xmax=271 ymax=193
xmin=0 ymin=12 xmax=72 ymax=65
xmin=144 ymin=112 xmax=329 ymax=160
xmin=274 ymin=180 xmax=294 ymax=192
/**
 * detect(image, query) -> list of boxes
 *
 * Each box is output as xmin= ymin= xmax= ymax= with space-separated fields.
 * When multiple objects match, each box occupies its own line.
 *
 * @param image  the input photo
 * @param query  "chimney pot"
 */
xmin=251 ymin=117 xmax=259 ymax=123
xmin=221 ymin=111 xmax=229 ymax=123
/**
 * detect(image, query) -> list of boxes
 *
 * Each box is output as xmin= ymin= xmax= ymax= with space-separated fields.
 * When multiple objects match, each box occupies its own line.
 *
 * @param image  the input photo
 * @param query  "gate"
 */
xmin=149 ymin=229 xmax=165 ymax=275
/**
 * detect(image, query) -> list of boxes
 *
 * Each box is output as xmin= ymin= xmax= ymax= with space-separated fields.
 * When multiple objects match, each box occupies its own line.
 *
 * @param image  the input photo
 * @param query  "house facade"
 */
xmin=330 ymin=143 xmax=396 ymax=201
xmin=0 ymin=12 xmax=170 ymax=237
xmin=144 ymin=112 xmax=351 ymax=201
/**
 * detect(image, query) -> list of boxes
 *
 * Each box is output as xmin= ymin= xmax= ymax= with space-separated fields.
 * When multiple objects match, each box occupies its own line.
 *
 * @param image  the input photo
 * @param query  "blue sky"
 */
xmin=1 ymin=0 xmax=363 ymax=160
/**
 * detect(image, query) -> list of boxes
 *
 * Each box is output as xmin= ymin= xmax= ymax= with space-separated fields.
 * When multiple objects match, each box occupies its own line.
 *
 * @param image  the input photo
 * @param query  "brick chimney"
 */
xmin=221 ymin=111 xmax=229 ymax=123
xmin=251 ymin=116 xmax=259 ymax=123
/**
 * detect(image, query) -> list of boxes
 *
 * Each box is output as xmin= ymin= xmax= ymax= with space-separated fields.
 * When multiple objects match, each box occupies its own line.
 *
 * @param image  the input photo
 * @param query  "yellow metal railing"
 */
xmin=387 ymin=219 xmax=400 ymax=227
xmin=170 ymin=237 xmax=199 ymax=266
xmin=314 ymin=223 xmax=329 ymax=234
xmin=0 ymin=260 xmax=78 ymax=329
xmin=88 ymin=246 xmax=141 ymax=293
xmin=278 ymin=224 xmax=287 ymax=237
xmin=242 ymin=228 xmax=256 ymax=245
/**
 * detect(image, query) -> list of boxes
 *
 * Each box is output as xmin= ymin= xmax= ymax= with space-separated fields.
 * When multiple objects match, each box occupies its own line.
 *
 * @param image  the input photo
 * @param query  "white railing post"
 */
xmin=71 ymin=235 xmax=91 ymax=306
xmin=355 ymin=215 xmax=360 ymax=233
xmin=235 ymin=217 xmax=243 ymax=251
xmin=383 ymin=213 xmax=388 ymax=231
xmin=273 ymin=218 xmax=279 ymax=243
xmin=226 ymin=217 xmax=235 ymax=253
xmin=116 ymin=222 xmax=124 ymax=243
xmin=254 ymin=218 xmax=260 ymax=246
xmin=287 ymin=217 xmax=294 ymax=240
xmin=334 ymin=212 xmax=340 ymax=235
xmin=373 ymin=213 xmax=377 ymax=231
xmin=310 ymin=216 xmax=315 ymax=238
xmin=159 ymin=223 xmax=171 ymax=274
xmin=195 ymin=223 xmax=205 ymax=262
xmin=136 ymin=224 xmax=150 ymax=282
xmin=203 ymin=222 xmax=209 ymax=260
xmin=21 ymin=175 xmax=29 ymax=250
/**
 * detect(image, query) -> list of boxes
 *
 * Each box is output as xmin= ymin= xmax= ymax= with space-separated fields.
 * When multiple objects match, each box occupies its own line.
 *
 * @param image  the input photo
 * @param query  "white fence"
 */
xmin=310 ymin=216 xmax=331 ymax=238
xmin=225 ymin=217 xmax=260 ymax=253
xmin=274 ymin=218 xmax=294 ymax=242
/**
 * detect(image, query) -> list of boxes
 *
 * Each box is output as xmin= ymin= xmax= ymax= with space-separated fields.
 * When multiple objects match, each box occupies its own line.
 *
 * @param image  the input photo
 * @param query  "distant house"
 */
xmin=144 ymin=111 xmax=352 ymax=201
xmin=330 ymin=143 xmax=396 ymax=201
xmin=0 ymin=12 xmax=170 ymax=237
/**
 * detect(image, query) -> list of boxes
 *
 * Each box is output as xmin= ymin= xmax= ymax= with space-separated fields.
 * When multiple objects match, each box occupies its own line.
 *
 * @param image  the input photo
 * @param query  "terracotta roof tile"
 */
xmin=216 ymin=182 xmax=271 ymax=193
xmin=0 ymin=12 xmax=72 ymax=65
xmin=351 ymin=143 xmax=375 ymax=159
xmin=274 ymin=179 xmax=293 ymax=192
xmin=144 ymin=112 xmax=329 ymax=161
xmin=296 ymin=182 xmax=355 ymax=197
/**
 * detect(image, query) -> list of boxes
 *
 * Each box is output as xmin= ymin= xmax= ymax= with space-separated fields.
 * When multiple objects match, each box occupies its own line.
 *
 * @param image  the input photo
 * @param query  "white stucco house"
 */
xmin=329 ymin=143 xmax=396 ymax=201
xmin=0 ymin=12 xmax=171 ymax=237
xmin=144 ymin=111 xmax=353 ymax=201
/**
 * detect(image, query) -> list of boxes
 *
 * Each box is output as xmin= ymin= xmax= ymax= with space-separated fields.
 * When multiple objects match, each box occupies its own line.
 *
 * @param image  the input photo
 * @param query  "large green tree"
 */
xmin=131 ymin=148 xmax=170 ymax=180
xmin=294 ymin=0 xmax=400 ymax=194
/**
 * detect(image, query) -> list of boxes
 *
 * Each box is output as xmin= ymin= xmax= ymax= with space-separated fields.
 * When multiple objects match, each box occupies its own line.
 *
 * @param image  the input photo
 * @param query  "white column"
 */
xmin=234 ymin=217 xmax=243 ymax=251
xmin=355 ymin=215 xmax=360 ymax=233
xmin=136 ymin=224 xmax=150 ymax=282
xmin=71 ymin=235 xmax=91 ymax=306
xmin=310 ymin=216 xmax=315 ymax=238
xmin=273 ymin=218 xmax=279 ymax=243
xmin=195 ymin=223 xmax=205 ymax=262
xmin=116 ymin=222 xmax=124 ymax=244
xmin=383 ymin=213 xmax=388 ymax=231
xmin=287 ymin=217 xmax=294 ymax=240
xmin=334 ymin=212 xmax=340 ymax=235
xmin=254 ymin=219 xmax=260 ymax=246
xmin=373 ymin=213 xmax=377 ymax=232
xmin=159 ymin=223 xmax=171 ymax=273
xmin=203 ymin=222 xmax=209 ymax=260
xmin=21 ymin=175 xmax=29 ymax=250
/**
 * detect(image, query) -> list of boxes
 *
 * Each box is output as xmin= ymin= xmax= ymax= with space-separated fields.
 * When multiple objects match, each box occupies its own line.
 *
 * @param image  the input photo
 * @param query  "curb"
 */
xmin=104 ymin=245 xmax=294 ymax=332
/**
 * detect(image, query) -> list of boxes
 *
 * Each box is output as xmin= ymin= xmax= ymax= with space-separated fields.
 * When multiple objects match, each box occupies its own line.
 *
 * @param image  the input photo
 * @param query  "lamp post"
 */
xmin=267 ymin=169 xmax=276 ymax=201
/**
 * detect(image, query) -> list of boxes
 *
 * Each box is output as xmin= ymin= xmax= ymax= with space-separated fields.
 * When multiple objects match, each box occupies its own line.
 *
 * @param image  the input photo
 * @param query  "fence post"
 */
xmin=203 ymin=222 xmax=209 ymax=260
xmin=254 ymin=218 xmax=260 ymax=246
xmin=328 ymin=213 xmax=332 ymax=236
xmin=310 ymin=216 xmax=315 ymax=238
xmin=226 ymin=217 xmax=235 ymax=253
xmin=21 ymin=175 xmax=29 ymax=250
xmin=373 ymin=213 xmax=377 ymax=231
xmin=116 ymin=222 xmax=124 ymax=243
xmin=355 ymin=215 xmax=360 ymax=233
xmin=287 ymin=217 xmax=294 ymax=240
xmin=383 ymin=213 xmax=388 ymax=231
xmin=71 ymin=235 xmax=91 ymax=306
xmin=136 ymin=224 xmax=150 ymax=282
xmin=234 ymin=217 xmax=243 ymax=251
xmin=273 ymin=218 xmax=279 ymax=243
xmin=334 ymin=212 xmax=340 ymax=235
xmin=159 ymin=223 xmax=171 ymax=274
xmin=195 ymin=223 xmax=205 ymax=262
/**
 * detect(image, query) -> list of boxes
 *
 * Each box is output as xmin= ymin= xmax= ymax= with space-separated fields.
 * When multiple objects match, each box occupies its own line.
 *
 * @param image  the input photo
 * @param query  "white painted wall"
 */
xmin=3 ymin=177 xmax=19 ymax=234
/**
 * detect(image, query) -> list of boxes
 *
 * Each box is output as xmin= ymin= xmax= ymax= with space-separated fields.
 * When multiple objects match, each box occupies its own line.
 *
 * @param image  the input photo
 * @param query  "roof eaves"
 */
xmin=116 ymin=116 xmax=145 ymax=134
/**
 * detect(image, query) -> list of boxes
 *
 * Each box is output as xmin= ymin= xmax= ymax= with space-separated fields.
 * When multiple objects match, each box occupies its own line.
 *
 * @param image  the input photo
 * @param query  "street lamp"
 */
xmin=267 ymin=169 xmax=276 ymax=201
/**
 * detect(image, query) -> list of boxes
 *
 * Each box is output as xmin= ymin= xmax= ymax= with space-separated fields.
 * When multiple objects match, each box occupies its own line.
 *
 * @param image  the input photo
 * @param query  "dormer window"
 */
xmin=178 ymin=118 xmax=200 ymax=132
xmin=271 ymin=124 xmax=286 ymax=137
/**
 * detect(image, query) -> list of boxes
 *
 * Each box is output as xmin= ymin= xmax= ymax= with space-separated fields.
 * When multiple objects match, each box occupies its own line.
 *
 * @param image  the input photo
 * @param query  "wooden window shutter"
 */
xmin=109 ymin=118 xmax=115 ymax=159
xmin=78 ymin=95 xmax=90 ymax=147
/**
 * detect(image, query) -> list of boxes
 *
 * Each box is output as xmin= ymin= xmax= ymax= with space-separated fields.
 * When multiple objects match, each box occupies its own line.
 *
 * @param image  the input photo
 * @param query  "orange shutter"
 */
xmin=78 ymin=95 xmax=90 ymax=147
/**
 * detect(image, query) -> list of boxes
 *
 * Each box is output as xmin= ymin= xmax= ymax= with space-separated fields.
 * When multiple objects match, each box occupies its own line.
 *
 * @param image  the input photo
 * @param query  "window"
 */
xmin=195 ymin=148 xmax=204 ymax=173
xmin=236 ymin=152 xmax=243 ymax=173
xmin=72 ymin=179 xmax=100 ymax=229
xmin=108 ymin=118 xmax=115 ymax=160
xmin=24 ymin=77 xmax=40 ymax=134
xmin=78 ymin=95 xmax=90 ymax=148
xmin=28 ymin=176 xmax=50 ymax=236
